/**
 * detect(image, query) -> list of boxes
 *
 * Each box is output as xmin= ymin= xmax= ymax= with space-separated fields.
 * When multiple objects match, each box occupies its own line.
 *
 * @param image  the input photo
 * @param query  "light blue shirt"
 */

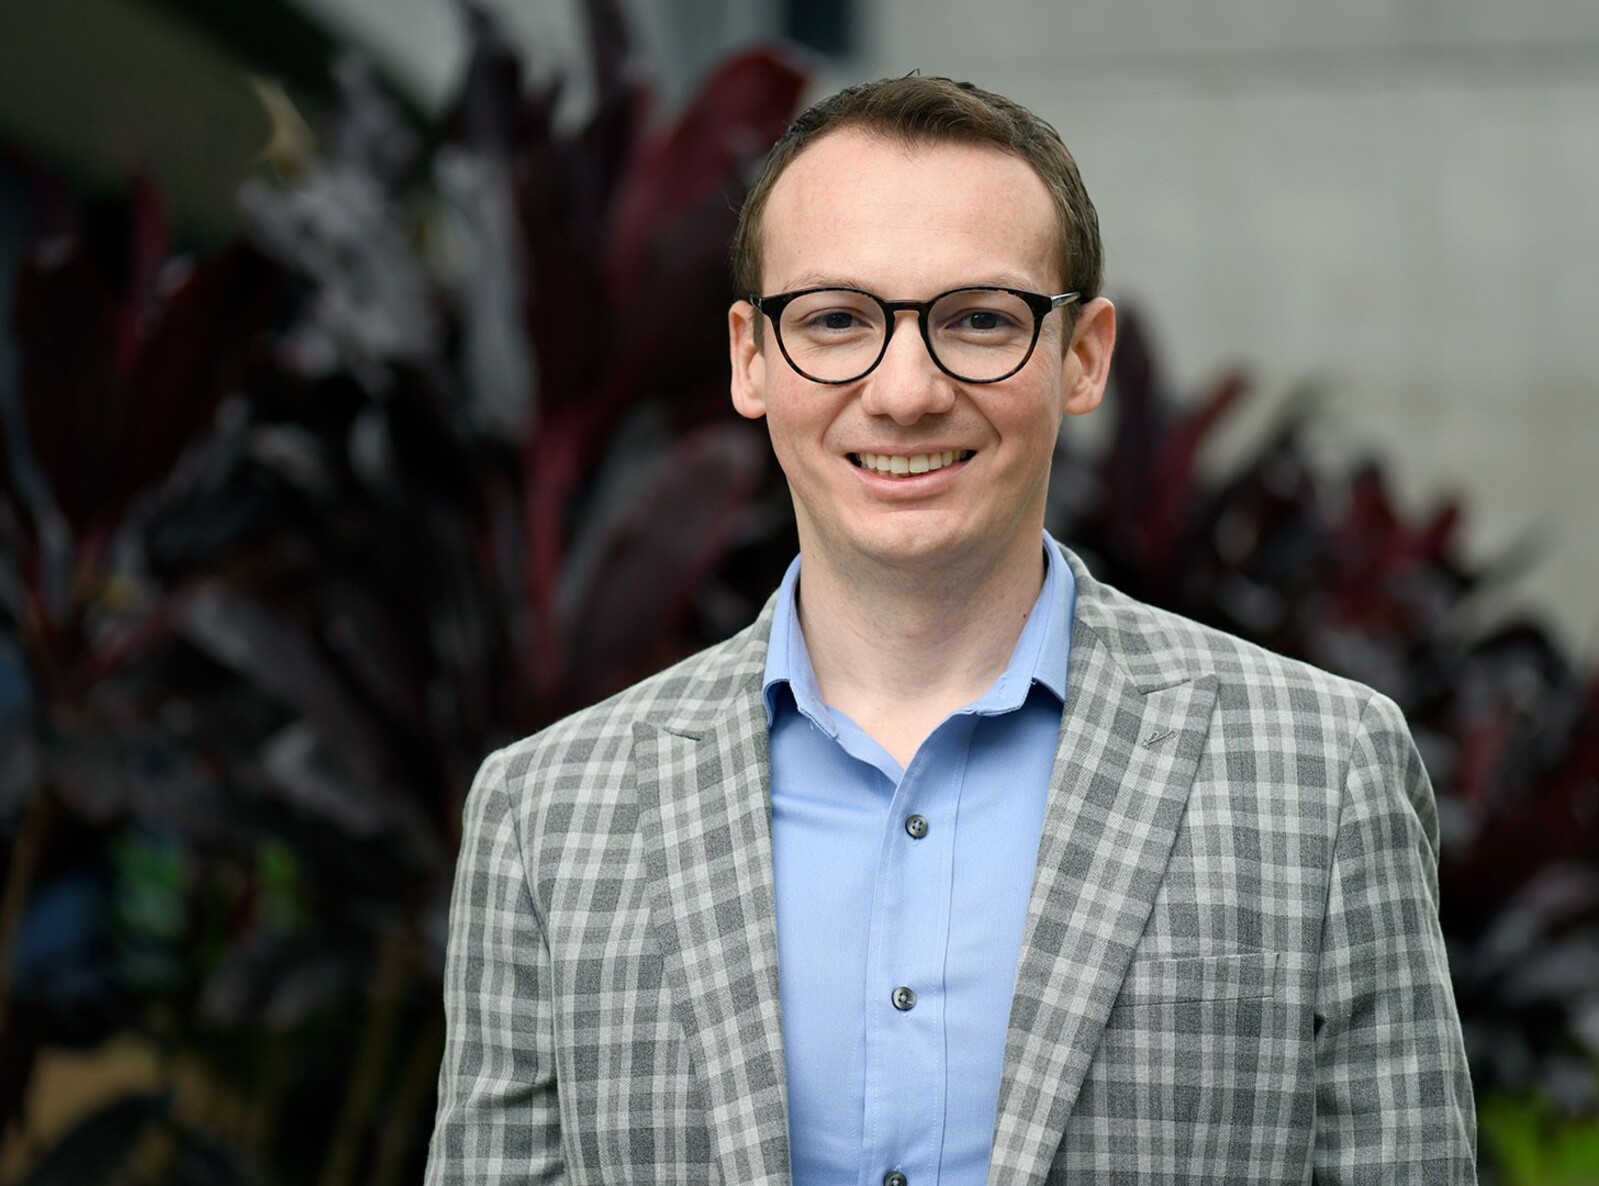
xmin=763 ymin=535 xmax=1075 ymax=1186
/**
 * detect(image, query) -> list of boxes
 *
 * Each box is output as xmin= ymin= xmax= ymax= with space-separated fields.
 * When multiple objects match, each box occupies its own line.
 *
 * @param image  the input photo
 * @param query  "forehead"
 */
xmin=760 ymin=128 xmax=1060 ymax=295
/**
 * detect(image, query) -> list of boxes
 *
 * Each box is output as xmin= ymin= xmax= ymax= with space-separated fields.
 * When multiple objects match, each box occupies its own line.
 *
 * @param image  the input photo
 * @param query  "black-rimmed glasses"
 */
xmin=748 ymin=285 xmax=1080 ymax=385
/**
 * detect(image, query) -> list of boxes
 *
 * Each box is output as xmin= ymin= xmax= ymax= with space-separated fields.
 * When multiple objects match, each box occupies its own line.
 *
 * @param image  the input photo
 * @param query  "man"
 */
xmin=426 ymin=77 xmax=1476 ymax=1184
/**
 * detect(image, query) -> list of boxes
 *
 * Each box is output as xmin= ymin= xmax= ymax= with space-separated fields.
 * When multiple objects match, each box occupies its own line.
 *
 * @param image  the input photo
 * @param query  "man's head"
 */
xmin=727 ymin=78 xmax=1116 ymax=584
xmin=732 ymin=75 xmax=1103 ymax=305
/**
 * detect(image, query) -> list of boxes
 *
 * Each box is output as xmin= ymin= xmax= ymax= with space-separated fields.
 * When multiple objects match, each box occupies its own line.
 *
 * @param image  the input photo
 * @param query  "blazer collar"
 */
xmin=633 ymin=599 xmax=793 ymax=1185
xmin=987 ymin=546 xmax=1219 ymax=1185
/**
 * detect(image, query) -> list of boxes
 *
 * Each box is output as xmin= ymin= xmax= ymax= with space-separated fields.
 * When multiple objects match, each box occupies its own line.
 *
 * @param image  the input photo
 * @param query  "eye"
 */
xmin=943 ymin=305 xmax=1023 ymax=335
xmin=783 ymin=290 xmax=882 ymax=340
xmin=807 ymin=308 xmax=868 ymax=332
xmin=954 ymin=308 xmax=1013 ymax=332
xmin=933 ymin=290 xmax=1032 ymax=343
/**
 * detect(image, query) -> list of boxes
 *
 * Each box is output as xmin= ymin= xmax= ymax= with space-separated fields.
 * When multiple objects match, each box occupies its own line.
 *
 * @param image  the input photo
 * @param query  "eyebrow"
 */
xmin=777 ymin=271 xmax=1057 ymax=294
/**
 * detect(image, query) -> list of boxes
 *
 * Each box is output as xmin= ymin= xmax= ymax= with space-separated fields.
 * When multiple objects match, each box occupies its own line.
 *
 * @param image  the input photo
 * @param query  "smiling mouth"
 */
xmin=849 ymin=449 xmax=973 ymax=476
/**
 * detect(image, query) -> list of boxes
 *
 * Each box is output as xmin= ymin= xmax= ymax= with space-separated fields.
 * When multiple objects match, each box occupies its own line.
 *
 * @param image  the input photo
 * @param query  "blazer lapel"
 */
xmin=633 ymin=633 xmax=792 ymax=1186
xmin=988 ymin=564 xmax=1219 ymax=1186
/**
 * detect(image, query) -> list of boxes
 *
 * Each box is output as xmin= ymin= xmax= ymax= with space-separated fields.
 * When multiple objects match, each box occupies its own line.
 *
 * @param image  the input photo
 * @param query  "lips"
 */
xmin=850 ymin=449 xmax=973 ymax=476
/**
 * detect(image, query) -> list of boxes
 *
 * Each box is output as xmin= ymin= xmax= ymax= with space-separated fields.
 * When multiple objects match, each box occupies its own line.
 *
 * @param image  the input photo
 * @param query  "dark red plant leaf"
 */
xmin=1156 ymin=371 xmax=1247 ymax=498
xmin=1326 ymin=463 xmax=1409 ymax=627
xmin=558 ymin=422 xmax=766 ymax=709
xmin=113 ymin=174 xmax=171 ymax=377
xmin=1105 ymin=309 xmax=1160 ymax=457
xmin=511 ymin=88 xmax=612 ymax=418
xmin=112 ymin=244 xmax=279 ymax=533
xmin=517 ymin=406 xmax=588 ymax=703
xmin=1453 ymin=701 xmax=1518 ymax=813
xmin=1097 ymin=312 xmax=1165 ymax=572
xmin=607 ymin=46 xmax=807 ymax=292
xmin=1446 ymin=778 xmax=1599 ymax=920
xmin=11 ymin=240 xmax=277 ymax=544
xmin=12 ymin=247 xmax=120 ymax=535
xmin=1142 ymin=370 xmax=1248 ymax=574
xmin=573 ymin=0 xmax=648 ymax=228
xmin=1416 ymin=499 xmax=1463 ymax=567
xmin=570 ymin=47 xmax=810 ymax=441
xmin=594 ymin=200 xmax=748 ymax=435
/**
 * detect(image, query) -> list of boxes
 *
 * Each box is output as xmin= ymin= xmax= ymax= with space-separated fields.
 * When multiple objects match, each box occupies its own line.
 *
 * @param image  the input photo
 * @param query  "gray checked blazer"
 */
xmin=426 ymin=545 xmax=1476 ymax=1185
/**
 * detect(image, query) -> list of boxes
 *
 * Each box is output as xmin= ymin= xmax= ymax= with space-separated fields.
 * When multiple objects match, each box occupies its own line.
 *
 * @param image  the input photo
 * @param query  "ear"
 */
xmin=1062 ymin=296 xmax=1116 ymax=417
xmin=729 ymin=299 xmax=768 ymax=421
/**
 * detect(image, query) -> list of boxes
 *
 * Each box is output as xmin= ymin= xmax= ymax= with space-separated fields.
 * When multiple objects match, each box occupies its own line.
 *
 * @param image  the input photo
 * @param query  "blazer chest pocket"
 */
xmin=1113 ymin=950 xmax=1279 ymax=1007
xmin=1076 ymin=951 xmax=1304 ymax=1160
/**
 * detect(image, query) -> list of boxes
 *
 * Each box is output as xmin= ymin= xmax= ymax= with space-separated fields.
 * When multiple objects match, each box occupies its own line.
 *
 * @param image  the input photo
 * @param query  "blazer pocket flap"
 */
xmin=1115 ymin=951 xmax=1280 ymax=1006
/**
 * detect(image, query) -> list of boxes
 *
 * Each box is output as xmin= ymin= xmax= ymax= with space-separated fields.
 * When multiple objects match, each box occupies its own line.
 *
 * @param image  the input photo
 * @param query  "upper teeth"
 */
xmin=855 ymin=450 xmax=969 ymax=475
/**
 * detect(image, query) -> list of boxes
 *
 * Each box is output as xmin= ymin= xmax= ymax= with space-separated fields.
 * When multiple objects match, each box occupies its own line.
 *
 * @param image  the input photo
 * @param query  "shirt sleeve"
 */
xmin=425 ymin=746 xmax=567 ymax=1186
xmin=1313 ymin=692 xmax=1477 ymax=1183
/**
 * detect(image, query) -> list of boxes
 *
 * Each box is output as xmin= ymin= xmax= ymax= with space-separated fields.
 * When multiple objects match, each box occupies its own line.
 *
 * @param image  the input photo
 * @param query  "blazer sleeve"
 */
xmin=425 ymin=746 xmax=567 ymax=1186
xmin=1312 ymin=692 xmax=1477 ymax=1183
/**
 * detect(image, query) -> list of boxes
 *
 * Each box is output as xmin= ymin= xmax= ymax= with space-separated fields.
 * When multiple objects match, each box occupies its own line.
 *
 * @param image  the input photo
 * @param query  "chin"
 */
xmin=845 ymin=520 xmax=990 ymax=571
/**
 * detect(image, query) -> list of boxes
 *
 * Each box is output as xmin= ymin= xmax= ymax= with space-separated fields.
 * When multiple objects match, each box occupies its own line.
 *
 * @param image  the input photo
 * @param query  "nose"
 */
xmin=857 ymin=310 xmax=956 ymax=425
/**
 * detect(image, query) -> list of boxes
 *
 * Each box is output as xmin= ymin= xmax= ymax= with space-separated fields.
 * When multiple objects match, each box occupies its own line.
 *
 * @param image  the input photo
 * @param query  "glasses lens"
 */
xmin=927 ymin=289 xmax=1037 ymax=381
xmin=776 ymin=290 xmax=888 ymax=382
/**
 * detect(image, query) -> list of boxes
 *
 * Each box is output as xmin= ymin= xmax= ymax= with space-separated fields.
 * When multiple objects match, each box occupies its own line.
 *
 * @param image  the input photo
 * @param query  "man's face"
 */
xmin=730 ymin=128 xmax=1110 ymax=581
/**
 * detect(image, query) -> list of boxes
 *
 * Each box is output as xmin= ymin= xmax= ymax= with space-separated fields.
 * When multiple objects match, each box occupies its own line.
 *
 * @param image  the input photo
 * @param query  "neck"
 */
xmin=794 ymin=529 xmax=1048 ymax=764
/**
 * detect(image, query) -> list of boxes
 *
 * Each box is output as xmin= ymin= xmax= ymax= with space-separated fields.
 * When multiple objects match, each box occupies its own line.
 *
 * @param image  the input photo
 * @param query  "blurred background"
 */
xmin=1 ymin=1 xmax=1596 ymax=1183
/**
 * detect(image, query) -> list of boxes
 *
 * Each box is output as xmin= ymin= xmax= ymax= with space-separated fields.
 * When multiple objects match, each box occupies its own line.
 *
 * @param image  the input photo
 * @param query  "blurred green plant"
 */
xmin=1480 ymin=1094 xmax=1599 ymax=1185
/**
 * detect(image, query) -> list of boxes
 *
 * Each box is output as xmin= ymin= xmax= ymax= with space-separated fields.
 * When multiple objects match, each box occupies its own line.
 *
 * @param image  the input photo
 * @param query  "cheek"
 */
xmin=762 ymin=404 xmax=802 ymax=452
xmin=1001 ymin=405 xmax=1067 ymax=488
xmin=761 ymin=407 xmax=828 ymax=487
xmin=765 ymin=387 xmax=845 ymax=453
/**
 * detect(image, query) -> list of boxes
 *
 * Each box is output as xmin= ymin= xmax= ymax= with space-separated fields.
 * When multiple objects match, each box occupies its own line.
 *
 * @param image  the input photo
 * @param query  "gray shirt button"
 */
xmin=891 ymin=985 xmax=916 ymax=1011
xmin=884 ymin=1172 xmax=908 ymax=1186
xmin=904 ymin=814 xmax=929 ymax=839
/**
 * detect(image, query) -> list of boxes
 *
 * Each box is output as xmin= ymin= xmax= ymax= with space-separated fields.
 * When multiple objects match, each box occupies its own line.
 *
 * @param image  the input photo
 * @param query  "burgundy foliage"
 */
xmin=0 ymin=2 xmax=1593 ymax=1182
xmin=0 ymin=5 xmax=805 ymax=1181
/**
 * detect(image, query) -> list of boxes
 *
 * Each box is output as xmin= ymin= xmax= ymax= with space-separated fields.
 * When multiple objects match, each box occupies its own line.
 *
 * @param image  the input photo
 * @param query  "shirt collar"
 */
xmin=761 ymin=532 xmax=1076 ymax=729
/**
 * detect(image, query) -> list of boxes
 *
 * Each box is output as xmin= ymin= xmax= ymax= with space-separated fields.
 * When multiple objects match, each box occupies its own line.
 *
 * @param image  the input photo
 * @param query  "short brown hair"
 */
xmin=731 ymin=75 xmax=1103 ymax=304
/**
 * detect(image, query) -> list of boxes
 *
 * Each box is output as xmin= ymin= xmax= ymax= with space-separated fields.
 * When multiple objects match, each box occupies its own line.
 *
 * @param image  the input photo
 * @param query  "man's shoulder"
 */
xmin=487 ymin=606 xmax=772 ymax=782
xmin=1065 ymin=548 xmax=1382 ymax=721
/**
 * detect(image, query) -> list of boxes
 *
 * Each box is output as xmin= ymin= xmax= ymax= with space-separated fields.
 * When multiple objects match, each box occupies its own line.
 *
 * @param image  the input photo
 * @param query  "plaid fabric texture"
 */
xmin=425 ymin=546 xmax=1476 ymax=1185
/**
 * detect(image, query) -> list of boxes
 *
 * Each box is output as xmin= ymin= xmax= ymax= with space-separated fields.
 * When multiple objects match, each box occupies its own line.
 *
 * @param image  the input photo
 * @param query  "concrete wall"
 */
xmin=837 ymin=1 xmax=1599 ymax=652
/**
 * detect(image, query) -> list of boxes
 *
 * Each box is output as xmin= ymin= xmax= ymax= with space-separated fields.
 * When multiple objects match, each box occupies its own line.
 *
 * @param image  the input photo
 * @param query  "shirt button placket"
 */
xmin=878 ymin=760 xmax=941 ymax=1186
